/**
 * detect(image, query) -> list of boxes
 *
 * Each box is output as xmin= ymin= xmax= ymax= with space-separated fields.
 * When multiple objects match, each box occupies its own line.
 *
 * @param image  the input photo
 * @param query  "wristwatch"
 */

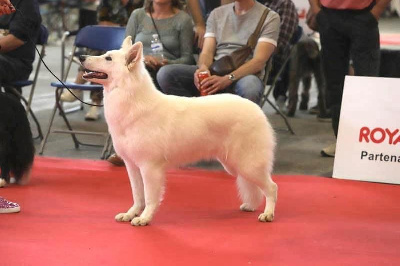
xmin=228 ymin=73 xmax=236 ymax=81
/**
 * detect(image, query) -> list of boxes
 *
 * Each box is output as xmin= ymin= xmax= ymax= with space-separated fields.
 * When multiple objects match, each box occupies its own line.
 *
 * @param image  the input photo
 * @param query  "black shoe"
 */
xmin=317 ymin=112 xmax=332 ymax=122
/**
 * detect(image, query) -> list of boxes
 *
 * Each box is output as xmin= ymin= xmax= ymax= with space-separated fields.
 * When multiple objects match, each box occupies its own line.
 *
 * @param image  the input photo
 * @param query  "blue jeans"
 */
xmin=157 ymin=64 xmax=264 ymax=104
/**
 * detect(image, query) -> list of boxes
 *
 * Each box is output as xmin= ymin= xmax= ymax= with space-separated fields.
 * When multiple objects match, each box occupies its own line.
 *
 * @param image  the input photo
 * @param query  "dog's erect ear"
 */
xmin=122 ymin=36 xmax=133 ymax=51
xmin=126 ymin=41 xmax=143 ymax=71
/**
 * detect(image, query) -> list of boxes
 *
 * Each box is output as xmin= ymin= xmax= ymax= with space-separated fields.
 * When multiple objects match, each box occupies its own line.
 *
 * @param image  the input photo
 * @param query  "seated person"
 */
xmin=107 ymin=0 xmax=195 ymax=166
xmin=263 ymin=0 xmax=299 ymax=110
xmin=0 ymin=0 xmax=42 ymax=96
xmin=60 ymin=0 xmax=142 ymax=121
xmin=157 ymin=0 xmax=280 ymax=104
xmin=125 ymin=0 xmax=195 ymax=89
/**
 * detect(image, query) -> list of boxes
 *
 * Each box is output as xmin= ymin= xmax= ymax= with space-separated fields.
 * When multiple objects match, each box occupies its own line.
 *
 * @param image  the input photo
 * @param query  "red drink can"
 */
xmin=198 ymin=71 xmax=210 ymax=96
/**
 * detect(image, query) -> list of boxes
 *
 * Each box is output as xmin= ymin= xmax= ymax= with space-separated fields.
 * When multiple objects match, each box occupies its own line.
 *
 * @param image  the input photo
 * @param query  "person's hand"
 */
xmin=199 ymin=74 xmax=232 ymax=95
xmin=194 ymin=25 xmax=206 ymax=49
xmin=144 ymin=55 xmax=167 ymax=71
xmin=0 ymin=0 xmax=15 ymax=15
xmin=194 ymin=65 xmax=209 ymax=90
xmin=306 ymin=7 xmax=321 ymax=32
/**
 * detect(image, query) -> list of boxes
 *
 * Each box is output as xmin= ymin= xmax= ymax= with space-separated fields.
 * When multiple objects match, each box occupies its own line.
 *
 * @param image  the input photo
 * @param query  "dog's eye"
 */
xmin=105 ymin=56 xmax=112 ymax=61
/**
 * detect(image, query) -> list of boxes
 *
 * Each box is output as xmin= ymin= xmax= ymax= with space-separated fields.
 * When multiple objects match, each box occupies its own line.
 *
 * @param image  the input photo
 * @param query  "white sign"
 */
xmin=333 ymin=76 xmax=400 ymax=184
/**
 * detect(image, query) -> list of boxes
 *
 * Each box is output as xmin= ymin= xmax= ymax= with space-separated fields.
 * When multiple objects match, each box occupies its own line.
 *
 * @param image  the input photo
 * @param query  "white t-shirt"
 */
xmin=205 ymin=1 xmax=280 ymax=61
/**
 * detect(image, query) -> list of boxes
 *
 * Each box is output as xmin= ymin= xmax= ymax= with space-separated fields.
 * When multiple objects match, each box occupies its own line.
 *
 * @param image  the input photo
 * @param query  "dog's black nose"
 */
xmin=79 ymin=55 xmax=88 ymax=62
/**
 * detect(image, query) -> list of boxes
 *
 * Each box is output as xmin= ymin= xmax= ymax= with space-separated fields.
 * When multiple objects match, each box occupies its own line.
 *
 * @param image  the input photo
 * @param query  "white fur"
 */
xmin=81 ymin=37 xmax=278 ymax=226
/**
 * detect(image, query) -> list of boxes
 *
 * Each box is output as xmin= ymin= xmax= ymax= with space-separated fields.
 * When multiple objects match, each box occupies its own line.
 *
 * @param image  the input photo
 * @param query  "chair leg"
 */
xmin=38 ymin=102 xmax=58 ymax=155
xmin=55 ymin=88 xmax=80 ymax=148
xmin=260 ymin=85 xmax=295 ymax=135
xmin=265 ymin=98 xmax=295 ymax=135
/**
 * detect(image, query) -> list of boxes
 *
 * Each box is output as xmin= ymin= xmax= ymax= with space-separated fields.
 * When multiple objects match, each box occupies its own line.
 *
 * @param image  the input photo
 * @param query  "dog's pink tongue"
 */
xmin=83 ymin=71 xmax=107 ymax=79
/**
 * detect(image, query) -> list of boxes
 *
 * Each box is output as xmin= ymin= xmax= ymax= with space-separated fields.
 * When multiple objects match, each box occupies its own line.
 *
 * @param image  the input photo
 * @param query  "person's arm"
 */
xmin=194 ymin=37 xmax=216 ymax=89
xmin=0 ymin=0 xmax=14 ymax=15
xmin=274 ymin=1 xmax=298 ymax=58
xmin=0 ymin=34 xmax=24 ymax=53
xmin=187 ymin=0 xmax=206 ymax=49
xmin=200 ymin=41 xmax=276 ymax=95
xmin=308 ymin=0 xmax=321 ymax=14
xmin=370 ymin=0 xmax=392 ymax=20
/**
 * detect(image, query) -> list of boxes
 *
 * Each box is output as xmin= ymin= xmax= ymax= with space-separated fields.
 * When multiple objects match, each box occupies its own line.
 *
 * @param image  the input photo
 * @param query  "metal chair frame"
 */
xmin=39 ymin=25 xmax=126 ymax=158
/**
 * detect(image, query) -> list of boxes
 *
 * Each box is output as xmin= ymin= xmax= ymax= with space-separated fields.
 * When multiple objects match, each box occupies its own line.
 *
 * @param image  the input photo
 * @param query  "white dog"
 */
xmin=80 ymin=37 xmax=277 ymax=226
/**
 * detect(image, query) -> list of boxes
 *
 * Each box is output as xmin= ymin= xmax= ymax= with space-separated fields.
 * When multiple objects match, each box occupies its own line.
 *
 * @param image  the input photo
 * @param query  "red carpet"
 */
xmin=1 ymin=157 xmax=399 ymax=266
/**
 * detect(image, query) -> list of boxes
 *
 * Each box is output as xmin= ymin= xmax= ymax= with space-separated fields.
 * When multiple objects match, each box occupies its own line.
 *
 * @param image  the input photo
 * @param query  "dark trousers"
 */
xmin=317 ymin=7 xmax=380 ymax=136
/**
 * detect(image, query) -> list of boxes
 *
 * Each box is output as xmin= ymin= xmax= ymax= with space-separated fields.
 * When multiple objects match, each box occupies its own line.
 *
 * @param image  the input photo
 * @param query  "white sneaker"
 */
xmin=60 ymin=89 xmax=83 ymax=102
xmin=321 ymin=143 xmax=336 ymax=157
xmin=85 ymin=106 xmax=100 ymax=121
xmin=0 ymin=197 xmax=20 ymax=214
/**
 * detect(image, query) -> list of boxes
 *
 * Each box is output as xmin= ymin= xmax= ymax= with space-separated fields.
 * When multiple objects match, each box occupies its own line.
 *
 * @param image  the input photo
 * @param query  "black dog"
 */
xmin=0 ymin=92 xmax=35 ymax=187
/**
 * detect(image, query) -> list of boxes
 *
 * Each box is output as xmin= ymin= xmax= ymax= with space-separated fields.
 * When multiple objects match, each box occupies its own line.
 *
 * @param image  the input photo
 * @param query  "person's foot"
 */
xmin=60 ymin=89 xmax=83 ymax=102
xmin=85 ymin=106 xmax=100 ymax=121
xmin=309 ymin=104 xmax=319 ymax=115
xmin=317 ymin=112 xmax=332 ymax=122
xmin=0 ymin=197 xmax=20 ymax=214
xmin=276 ymin=95 xmax=286 ymax=113
xmin=321 ymin=143 xmax=336 ymax=157
xmin=107 ymin=153 xmax=125 ymax=166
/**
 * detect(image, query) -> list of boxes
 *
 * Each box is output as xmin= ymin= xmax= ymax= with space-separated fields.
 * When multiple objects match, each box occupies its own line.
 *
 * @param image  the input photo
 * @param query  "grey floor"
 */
xmin=24 ymin=17 xmax=400 ymax=178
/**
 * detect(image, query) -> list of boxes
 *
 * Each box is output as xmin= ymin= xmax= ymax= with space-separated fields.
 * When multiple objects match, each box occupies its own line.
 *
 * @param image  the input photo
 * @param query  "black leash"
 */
xmin=12 ymin=7 xmax=104 ymax=107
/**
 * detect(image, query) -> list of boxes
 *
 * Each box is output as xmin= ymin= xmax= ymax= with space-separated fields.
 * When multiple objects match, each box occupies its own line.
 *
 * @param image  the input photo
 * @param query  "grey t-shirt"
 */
xmin=125 ymin=8 xmax=195 ymax=65
xmin=205 ymin=1 xmax=280 ymax=61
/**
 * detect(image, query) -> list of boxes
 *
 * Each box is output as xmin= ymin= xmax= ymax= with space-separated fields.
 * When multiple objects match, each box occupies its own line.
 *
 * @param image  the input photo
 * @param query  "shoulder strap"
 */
xmin=247 ymin=8 xmax=270 ymax=50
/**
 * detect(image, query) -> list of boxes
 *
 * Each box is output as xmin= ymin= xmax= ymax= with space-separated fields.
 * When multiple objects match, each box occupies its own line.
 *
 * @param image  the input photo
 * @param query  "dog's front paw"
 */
xmin=131 ymin=217 xmax=151 ymax=226
xmin=258 ymin=212 xmax=274 ymax=222
xmin=115 ymin=212 xmax=136 ymax=222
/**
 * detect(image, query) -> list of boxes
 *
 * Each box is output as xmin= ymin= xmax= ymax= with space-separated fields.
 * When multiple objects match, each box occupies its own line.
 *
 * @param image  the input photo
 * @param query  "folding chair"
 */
xmin=1 ymin=25 xmax=49 ymax=140
xmin=259 ymin=26 xmax=304 ymax=135
xmin=38 ymin=25 xmax=126 ymax=158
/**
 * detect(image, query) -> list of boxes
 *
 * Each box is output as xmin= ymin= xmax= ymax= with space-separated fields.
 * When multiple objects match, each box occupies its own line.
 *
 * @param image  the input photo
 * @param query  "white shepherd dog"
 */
xmin=80 ymin=37 xmax=277 ymax=226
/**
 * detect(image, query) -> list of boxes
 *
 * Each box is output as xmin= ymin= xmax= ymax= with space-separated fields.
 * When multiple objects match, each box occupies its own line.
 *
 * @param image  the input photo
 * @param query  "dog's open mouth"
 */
xmin=83 ymin=69 xmax=108 ymax=79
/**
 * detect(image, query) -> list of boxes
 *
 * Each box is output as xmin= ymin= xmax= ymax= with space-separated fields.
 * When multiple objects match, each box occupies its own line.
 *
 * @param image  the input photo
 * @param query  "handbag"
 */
xmin=209 ymin=8 xmax=270 ymax=76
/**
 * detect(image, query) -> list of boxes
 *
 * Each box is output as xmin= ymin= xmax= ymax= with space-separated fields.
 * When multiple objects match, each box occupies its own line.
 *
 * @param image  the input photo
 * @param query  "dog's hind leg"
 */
xmin=115 ymin=162 xmax=145 ymax=222
xmin=131 ymin=163 xmax=166 ymax=226
xmin=237 ymin=176 xmax=263 ymax=212
xmin=236 ymin=165 xmax=277 ymax=222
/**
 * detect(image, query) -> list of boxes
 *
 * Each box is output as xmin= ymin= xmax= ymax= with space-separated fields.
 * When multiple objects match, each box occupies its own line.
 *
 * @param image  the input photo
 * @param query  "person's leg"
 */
xmin=233 ymin=75 xmax=264 ymax=104
xmin=350 ymin=12 xmax=380 ymax=77
xmin=1 ymin=55 xmax=32 ymax=99
xmin=85 ymin=89 xmax=103 ymax=121
xmin=318 ymin=9 xmax=350 ymax=137
xmin=157 ymin=64 xmax=199 ymax=97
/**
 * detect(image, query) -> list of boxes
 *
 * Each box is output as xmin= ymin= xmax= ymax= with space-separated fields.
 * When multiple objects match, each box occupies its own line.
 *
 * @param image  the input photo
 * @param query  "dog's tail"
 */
xmin=236 ymin=176 xmax=264 ymax=210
